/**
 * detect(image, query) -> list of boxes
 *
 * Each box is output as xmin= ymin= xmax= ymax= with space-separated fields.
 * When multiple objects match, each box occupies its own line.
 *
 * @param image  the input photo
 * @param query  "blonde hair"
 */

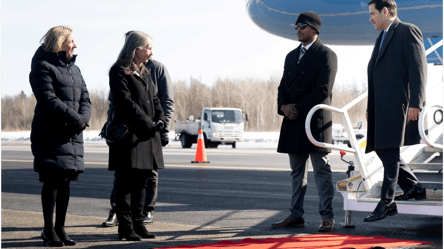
xmin=115 ymin=31 xmax=152 ymax=75
xmin=40 ymin=26 xmax=73 ymax=53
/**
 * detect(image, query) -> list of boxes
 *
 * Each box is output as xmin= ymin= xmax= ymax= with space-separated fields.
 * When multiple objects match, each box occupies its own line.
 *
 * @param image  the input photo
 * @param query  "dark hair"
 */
xmin=367 ymin=0 xmax=397 ymax=17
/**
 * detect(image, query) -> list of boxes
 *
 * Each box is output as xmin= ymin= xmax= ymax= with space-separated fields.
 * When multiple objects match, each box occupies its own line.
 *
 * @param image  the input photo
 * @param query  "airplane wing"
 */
xmin=246 ymin=0 xmax=443 ymax=64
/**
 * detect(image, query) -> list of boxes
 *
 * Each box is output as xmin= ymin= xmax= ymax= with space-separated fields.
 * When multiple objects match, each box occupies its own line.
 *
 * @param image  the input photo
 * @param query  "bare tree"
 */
xmin=2 ymin=79 xmax=367 ymax=132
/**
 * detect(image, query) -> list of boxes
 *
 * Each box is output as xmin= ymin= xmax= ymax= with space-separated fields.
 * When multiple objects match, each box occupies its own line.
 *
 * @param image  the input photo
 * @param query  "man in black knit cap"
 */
xmin=271 ymin=11 xmax=338 ymax=231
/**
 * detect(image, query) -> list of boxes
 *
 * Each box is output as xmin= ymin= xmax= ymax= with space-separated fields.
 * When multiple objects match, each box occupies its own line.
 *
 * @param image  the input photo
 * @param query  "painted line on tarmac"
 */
xmin=2 ymin=160 xmax=346 ymax=172
xmin=2 ymin=159 xmax=34 ymax=163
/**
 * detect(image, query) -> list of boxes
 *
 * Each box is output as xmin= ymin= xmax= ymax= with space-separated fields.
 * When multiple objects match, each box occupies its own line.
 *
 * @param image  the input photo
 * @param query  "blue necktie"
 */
xmin=298 ymin=47 xmax=306 ymax=64
xmin=379 ymin=31 xmax=387 ymax=49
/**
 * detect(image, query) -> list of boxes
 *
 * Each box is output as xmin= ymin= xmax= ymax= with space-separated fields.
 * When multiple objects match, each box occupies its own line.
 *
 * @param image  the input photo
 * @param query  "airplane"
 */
xmin=246 ymin=0 xmax=443 ymax=226
xmin=246 ymin=0 xmax=443 ymax=64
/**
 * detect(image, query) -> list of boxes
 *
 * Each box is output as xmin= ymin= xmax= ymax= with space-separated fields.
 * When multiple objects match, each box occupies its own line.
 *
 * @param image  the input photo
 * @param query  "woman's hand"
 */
xmin=75 ymin=118 xmax=89 ymax=134
xmin=154 ymin=120 xmax=165 ymax=132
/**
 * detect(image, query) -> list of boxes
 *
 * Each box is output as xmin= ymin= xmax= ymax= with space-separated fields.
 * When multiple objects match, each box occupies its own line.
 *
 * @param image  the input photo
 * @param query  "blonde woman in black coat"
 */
xmin=29 ymin=26 xmax=92 ymax=247
xmin=108 ymin=31 xmax=165 ymax=241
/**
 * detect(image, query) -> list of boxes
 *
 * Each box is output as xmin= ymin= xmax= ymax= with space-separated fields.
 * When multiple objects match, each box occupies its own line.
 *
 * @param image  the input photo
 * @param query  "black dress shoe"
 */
xmin=134 ymin=224 xmax=156 ymax=239
xmin=395 ymin=185 xmax=426 ymax=201
xmin=118 ymin=229 xmax=142 ymax=241
xmin=55 ymin=227 xmax=76 ymax=246
xmin=363 ymin=201 xmax=398 ymax=222
xmin=41 ymin=230 xmax=64 ymax=247
xmin=102 ymin=212 xmax=118 ymax=227
xmin=270 ymin=216 xmax=305 ymax=229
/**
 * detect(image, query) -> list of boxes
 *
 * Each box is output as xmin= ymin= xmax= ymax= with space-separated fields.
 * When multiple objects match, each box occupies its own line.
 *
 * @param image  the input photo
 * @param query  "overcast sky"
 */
xmin=2 ymin=0 xmax=440 ymax=97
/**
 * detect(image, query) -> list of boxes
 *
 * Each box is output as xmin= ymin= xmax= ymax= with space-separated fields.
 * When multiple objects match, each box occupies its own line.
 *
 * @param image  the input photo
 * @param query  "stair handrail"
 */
xmin=305 ymin=91 xmax=373 ymax=191
xmin=418 ymin=104 xmax=443 ymax=149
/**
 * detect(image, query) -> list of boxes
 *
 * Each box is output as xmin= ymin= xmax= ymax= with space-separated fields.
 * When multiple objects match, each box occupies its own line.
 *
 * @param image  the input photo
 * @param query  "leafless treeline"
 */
xmin=1 ymin=79 xmax=367 ymax=131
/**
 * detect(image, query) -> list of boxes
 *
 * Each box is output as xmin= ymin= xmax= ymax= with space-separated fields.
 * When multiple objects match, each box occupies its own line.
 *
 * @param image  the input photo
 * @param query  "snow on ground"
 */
xmin=1 ymin=130 xmax=354 ymax=151
xmin=1 ymin=130 xmax=281 ymax=149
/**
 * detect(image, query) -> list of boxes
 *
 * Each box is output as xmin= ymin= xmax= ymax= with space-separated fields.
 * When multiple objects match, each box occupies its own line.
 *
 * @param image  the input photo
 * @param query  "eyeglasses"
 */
xmin=294 ymin=23 xmax=308 ymax=31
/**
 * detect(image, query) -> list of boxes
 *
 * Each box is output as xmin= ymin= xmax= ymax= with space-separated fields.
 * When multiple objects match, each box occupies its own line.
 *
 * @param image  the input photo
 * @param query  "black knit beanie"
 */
xmin=296 ymin=11 xmax=322 ymax=34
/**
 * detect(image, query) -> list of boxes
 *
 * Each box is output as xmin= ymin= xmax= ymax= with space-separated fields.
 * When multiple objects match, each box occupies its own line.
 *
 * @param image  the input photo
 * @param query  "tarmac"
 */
xmin=2 ymin=209 xmax=310 ymax=249
xmin=2 ymin=209 xmax=442 ymax=249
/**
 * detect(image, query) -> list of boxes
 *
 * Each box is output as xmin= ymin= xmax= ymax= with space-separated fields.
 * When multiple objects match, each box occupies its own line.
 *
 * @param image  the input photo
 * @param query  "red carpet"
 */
xmin=156 ymin=233 xmax=431 ymax=249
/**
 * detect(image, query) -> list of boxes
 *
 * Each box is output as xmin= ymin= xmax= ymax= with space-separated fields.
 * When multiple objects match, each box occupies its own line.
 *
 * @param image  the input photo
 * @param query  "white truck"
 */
xmin=174 ymin=107 xmax=246 ymax=148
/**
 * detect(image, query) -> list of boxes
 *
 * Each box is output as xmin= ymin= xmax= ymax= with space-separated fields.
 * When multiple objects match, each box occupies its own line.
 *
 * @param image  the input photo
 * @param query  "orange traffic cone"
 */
xmin=192 ymin=129 xmax=210 ymax=163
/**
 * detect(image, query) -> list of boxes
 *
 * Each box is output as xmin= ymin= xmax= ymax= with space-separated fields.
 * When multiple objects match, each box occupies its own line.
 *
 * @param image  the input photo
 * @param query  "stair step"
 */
xmin=429 ymin=156 xmax=443 ymax=164
xmin=408 ymin=163 xmax=442 ymax=170
xmin=422 ymin=181 xmax=443 ymax=190
xmin=424 ymin=147 xmax=443 ymax=153
xmin=414 ymin=171 xmax=442 ymax=182
xmin=357 ymin=197 xmax=442 ymax=205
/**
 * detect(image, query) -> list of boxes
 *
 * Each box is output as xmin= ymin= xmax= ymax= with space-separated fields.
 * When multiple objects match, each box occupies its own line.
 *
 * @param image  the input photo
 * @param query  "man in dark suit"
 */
xmin=363 ymin=0 xmax=427 ymax=222
xmin=270 ymin=11 xmax=338 ymax=231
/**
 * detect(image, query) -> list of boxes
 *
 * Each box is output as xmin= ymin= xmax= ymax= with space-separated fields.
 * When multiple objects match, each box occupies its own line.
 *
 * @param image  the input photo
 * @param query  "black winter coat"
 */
xmin=108 ymin=64 xmax=165 ymax=171
xmin=29 ymin=46 xmax=92 ymax=174
xmin=145 ymin=59 xmax=175 ymax=131
xmin=366 ymin=18 xmax=427 ymax=153
xmin=277 ymin=39 xmax=337 ymax=154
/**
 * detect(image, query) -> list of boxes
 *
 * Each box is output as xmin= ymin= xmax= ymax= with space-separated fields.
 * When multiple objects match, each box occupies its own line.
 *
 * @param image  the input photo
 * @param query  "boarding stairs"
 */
xmin=305 ymin=93 xmax=443 ymax=227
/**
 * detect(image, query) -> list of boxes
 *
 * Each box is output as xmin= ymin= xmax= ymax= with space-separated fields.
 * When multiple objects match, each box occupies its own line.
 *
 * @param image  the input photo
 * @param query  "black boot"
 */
xmin=134 ymin=223 xmax=156 ymax=239
xmin=118 ymin=226 xmax=142 ymax=241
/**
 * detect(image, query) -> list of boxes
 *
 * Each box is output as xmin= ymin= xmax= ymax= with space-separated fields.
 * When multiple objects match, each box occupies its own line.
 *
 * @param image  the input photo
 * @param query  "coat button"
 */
xmin=147 ymin=100 xmax=150 ymax=104
xmin=296 ymin=89 xmax=300 ymax=92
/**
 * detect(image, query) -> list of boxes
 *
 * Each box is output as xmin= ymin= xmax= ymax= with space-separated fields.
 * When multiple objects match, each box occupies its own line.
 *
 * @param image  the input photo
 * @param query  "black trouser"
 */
xmin=115 ymin=169 xmax=150 ymax=230
xmin=376 ymin=147 xmax=422 ymax=201
xmin=110 ymin=169 xmax=158 ymax=215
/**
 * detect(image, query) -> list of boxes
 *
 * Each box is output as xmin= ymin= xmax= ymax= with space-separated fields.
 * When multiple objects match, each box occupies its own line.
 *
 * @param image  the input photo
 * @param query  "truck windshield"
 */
xmin=211 ymin=110 xmax=243 ymax=124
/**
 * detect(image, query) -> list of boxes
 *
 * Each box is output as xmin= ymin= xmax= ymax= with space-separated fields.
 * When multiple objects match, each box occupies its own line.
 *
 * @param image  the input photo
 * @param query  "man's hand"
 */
xmin=281 ymin=104 xmax=298 ymax=120
xmin=408 ymin=107 xmax=421 ymax=121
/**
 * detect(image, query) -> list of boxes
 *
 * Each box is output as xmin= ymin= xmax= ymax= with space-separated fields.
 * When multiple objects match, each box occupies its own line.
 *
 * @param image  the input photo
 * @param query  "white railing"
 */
xmin=305 ymin=92 xmax=373 ymax=191
xmin=419 ymin=104 xmax=443 ymax=149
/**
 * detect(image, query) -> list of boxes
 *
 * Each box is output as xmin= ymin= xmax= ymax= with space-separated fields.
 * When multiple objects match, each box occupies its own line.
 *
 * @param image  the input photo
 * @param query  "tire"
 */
xmin=180 ymin=134 xmax=192 ymax=148
xmin=203 ymin=133 xmax=210 ymax=148
xmin=231 ymin=142 xmax=236 ymax=149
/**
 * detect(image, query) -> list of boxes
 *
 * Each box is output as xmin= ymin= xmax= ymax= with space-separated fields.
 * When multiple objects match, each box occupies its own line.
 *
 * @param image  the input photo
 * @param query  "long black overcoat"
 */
xmin=29 ymin=46 xmax=92 ymax=174
xmin=108 ymin=64 xmax=165 ymax=171
xmin=366 ymin=18 xmax=427 ymax=153
xmin=277 ymin=39 xmax=337 ymax=154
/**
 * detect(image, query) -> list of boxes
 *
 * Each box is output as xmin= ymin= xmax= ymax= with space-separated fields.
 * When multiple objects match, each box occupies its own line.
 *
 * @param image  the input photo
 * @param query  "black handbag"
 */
xmin=99 ymin=120 xmax=129 ymax=143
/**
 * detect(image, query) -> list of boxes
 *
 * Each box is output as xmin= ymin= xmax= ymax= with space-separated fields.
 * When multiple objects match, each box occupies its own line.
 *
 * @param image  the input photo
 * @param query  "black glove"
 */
xmin=154 ymin=120 xmax=165 ymax=132
xmin=160 ymin=130 xmax=169 ymax=146
xmin=75 ymin=118 xmax=89 ymax=134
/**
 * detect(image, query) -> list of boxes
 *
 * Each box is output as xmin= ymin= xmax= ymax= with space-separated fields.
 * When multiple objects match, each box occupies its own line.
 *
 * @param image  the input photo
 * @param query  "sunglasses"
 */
xmin=294 ymin=23 xmax=308 ymax=30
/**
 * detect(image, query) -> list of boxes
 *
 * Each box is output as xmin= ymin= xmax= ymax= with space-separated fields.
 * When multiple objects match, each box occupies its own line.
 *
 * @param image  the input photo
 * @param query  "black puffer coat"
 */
xmin=29 ymin=46 xmax=92 ymax=175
